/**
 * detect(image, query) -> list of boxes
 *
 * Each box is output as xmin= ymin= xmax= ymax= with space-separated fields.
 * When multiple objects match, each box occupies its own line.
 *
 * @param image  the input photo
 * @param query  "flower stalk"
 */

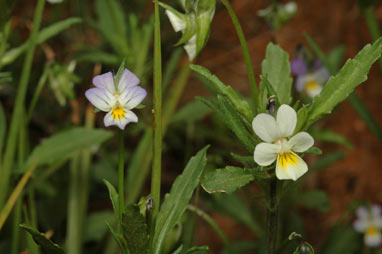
xmin=267 ymin=178 xmax=278 ymax=254
xmin=118 ymin=129 xmax=125 ymax=219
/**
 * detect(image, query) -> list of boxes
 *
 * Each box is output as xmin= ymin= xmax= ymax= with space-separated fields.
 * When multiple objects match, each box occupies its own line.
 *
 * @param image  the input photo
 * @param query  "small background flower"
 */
xmin=85 ymin=69 xmax=147 ymax=130
xmin=353 ymin=205 xmax=382 ymax=247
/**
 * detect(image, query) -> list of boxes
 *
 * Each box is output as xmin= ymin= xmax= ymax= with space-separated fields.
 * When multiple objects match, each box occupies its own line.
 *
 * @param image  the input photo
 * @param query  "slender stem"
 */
xmin=187 ymin=204 xmax=232 ymax=254
xmin=0 ymin=0 xmax=45 ymax=208
xmin=267 ymin=178 xmax=278 ymax=254
xmin=27 ymin=63 xmax=49 ymax=122
xmin=11 ymin=199 xmax=22 ymax=254
xmin=151 ymin=0 xmax=162 ymax=222
xmin=118 ymin=129 xmax=125 ymax=219
xmin=220 ymin=0 xmax=259 ymax=113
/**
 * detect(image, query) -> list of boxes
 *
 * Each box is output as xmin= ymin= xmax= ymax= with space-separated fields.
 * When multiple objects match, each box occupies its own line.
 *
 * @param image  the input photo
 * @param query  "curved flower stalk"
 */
xmin=291 ymin=58 xmax=330 ymax=98
xmin=353 ymin=205 xmax=382 ymax=247
xmin=159 ymin=0 xmax=216 ymax=61
xmin=252 ymin=104 xmax=314 ymax=181
xmin=85 ymin=69 xmax=147 ymax=130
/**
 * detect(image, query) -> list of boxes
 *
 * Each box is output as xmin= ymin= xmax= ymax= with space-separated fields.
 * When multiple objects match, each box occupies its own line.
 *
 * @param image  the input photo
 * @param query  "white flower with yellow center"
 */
xmin=252 ymin=104 xmax=314 ymax=181
xmin=354 ymin=205 xmax=382 ymax=247
xmin=85 ymin=69 xmax=147 ymax=130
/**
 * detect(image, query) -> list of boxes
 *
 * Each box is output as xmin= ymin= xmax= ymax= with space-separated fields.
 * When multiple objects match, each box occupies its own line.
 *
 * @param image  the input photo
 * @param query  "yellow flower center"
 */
xmin=278 ymin=152 xmax=298 ymax=169
xmin=366 ymin=226 xmax=378 ymax=236
xmin=305 ymin=81 xmax=319 ymax=92
xmin=112 ymin=107 xmax=125 ymax=120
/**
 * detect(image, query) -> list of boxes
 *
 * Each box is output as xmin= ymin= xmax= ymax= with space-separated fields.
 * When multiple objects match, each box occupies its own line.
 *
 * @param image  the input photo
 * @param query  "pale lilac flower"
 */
xmin=85 ymin=69 xmax=147 ymax=130
xmin=252 ymin=104 xmax=314 ymax=181
xmin=291 ymin=58 xmax=330 ymax=98
xmin=353 ymin=205 xmax=382 ymax=247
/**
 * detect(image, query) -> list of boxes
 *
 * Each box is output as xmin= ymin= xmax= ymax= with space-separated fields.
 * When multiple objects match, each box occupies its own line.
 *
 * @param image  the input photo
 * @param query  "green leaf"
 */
xmin=19 ymin=224 xmax=65 ymax=254
xmin=304 ymin=146 xmax=322 ymax=155
xmin=327 ymin=45 xmax=346 ymax=73
xmin=261 ymin=43 xmax=293 ymax=105
xmin=25 ymin=128 xmax=113 ymax=168
xmin=122 ymin=205 xmax=150 ymax=254
xmin=309 ymin=151 xmax=346 ymax=173
xmin=230 ymin=153 xmax=255 ymax=168
xmin=190 ymin=64 xmax=254 ymax=122
xmin=84 ymin=211 xmax=114 ymax=242
xmin=1 ymin=17 xmax=82 ymax=66
xmin=152 ymin=146 xmax=209 ymax=254
xmin=114 ymin=60 xmax=126 ymax=87
xmin=0 ymin=102 xmax=6 ymax=157
xmin=201 ymin=166 xmax=254 ymax=194
xmin=183 ymin=246 xmax=209 ymax=254
xmin=171 ymin=99 xmax=211 ymax=123
xmin=319 ymin=225 xmax=360 ymax=254
xmin=217 ymin=95 xmax=257 ymax=153
xmin=294 ymin=105 xmax=308 ymax=134
xmin=306 ymin=37 xmax=382 ymax=127
xmin=310 ymin=129 xmax=353 ymax=148
xmin=295 ymin=190 xmax=330 ymax=212
xmin=107 ymin=222 xmax=129 ymax=254
xmin=103 ymin=179 xmax=120 ymax=223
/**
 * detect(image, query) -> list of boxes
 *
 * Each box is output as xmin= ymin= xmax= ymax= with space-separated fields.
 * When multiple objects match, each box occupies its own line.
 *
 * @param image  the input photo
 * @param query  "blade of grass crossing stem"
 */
xmin=0 ymin=0 xmax=45 ymax=208
xmin=304 ymin=33 xmax=381 ymax=140
xmin=362 ymin=6 xmax=382 ymax=70
xmin=151 ymin=0 xmax=162 ymax=224
xmin=220 ymin=0 xmax=259 ymax=112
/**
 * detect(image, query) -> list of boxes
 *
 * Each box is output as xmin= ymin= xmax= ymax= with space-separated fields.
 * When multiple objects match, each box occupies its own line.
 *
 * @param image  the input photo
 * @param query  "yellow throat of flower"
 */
xmin=305 ymin=81 xmax=319 ymax=92
xmin=278 ymin=152 xmax=298 ymax=169
xmin=112 ymin=107 xmax=125 ymax=120
xmin=366 ymin=226 xmax=378 ymax=236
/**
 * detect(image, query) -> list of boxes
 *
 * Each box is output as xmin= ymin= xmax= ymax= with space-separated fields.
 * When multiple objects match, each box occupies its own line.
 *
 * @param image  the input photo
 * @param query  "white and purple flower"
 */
xmin=291 ymin=58 xmax=330 ymax=98
xmin=85 ymin=69 xmax=147 ymax=130
xmin=353 ymin=205 xmax=382 ymax=247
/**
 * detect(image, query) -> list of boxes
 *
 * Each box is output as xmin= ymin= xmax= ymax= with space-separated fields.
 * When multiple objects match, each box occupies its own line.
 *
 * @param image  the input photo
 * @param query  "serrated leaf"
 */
xmin=25 ymin=128 xmax=113 ymax=168
xmin=122 ymin=205 xmax=150 ymax=254
xmin=261 ymin=43 xmax=293 ymax=105
xmin=19 ymin=224 xmax=65 ymax=254
xmin=306 ymin=37 xmax=382 ymax=127
xmin=295 ymin=190 xmax=330 ymax=212
xmin=202 ymin=166 xmax=254 ymax=194
xmin=103 ymin=180 xmax=120 ymax=223
xmin=190 ymin=64 xmax=253 ymax=122
xmin=152 ymin=146 xmax=209 ymax=254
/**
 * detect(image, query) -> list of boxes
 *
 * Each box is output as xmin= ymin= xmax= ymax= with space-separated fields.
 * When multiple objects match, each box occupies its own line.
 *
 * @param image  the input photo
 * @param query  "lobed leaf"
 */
xmin=152 ymin=146 xmax=209 ymax=254
xmin=201 ymin=166 xmax=254 ymax=194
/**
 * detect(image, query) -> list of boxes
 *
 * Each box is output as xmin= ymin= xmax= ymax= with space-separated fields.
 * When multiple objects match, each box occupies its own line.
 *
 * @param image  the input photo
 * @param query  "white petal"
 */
xmin=365 ymin=232 xmax=382 ymax=247
xmin=353 ymin=219 xmax=369 ymax=232
xmin=313 ymin=67 xmax=330 ymax=85
xmin=275 ymin=152 xmax=308 ymax=181
xmin=85 ymin=88 xmax=114 ymax=112
xmin=165 ymin=10 xmax=186 ymax=32
xmin=295 ymin=75 xmax=307 ymax=92
xmin=118 ymin=69 xmax=140 ymax=92
xmin=288 ymin=132 xmax=314 ymax=153
xmin=119 ymin=86 xmax=147 ymax=109
xmin=252 ymin=113 xmax=280 ymax=143
xmin=103 ymin=110 xmax=138 ymax=130
xmin=184 ymin=35 xmax=197 ymax=61
xmin=356 ymin=207 xmax=369 ymax=219
xmin=254 ymin=143 xmax=280 ymax=166
xmin=306 ymin=84 xmax=322 ymax=98
xmin=276 ymin=104 xmax=297 ymax=138
xmin=371 ymin=205 xmax=382 ymax=217
xmin=93 ymin=72 xmax=116 ymax=94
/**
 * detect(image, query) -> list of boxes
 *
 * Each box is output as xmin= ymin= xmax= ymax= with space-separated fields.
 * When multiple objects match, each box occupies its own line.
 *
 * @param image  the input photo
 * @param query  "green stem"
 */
xmin=151 ymin=0 xmax=162 ymax=222
xmin=0 ymin=0 xmax=45 ymax=208
xmin=118 ymin=129 xmax=125 ymax=220
xmin=11 ymin=199 xmax=22 ymax=254
xmin=187 ymin=204 xmax=231 ymax=254
xmin=27 ymin=63 xmax=49 ymax=122
xmin=220 ymin=0 xmax=259 ymax=113
xmin=267 ymin=178 xmax=278 ymax=254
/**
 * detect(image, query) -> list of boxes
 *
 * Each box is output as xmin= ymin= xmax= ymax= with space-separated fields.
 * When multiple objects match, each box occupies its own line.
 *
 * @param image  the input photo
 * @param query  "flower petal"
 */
xmin=165 ymin=10 xmax=186 ymax=32
xmin=252 ymin=113 xmax=280 ymax=142
xmin=313 ymin=67 xmax=330 ymax=85
xmin=85 ymin=88 xmax=114 ymax=112
xmin=288 ymin=132 xmax=314 ymax=153
xmin=276 ymin=104 xmax=296 ymax=137
xmin=103 ymin=110 xmax=138 ymax=130
xmin=291 ymin=58 xmax=308 ymax=76
xmin=118 ymin=69 xmax=140 ymax=92
xmin=93 ymin=72 xmax=116 ymax=94
xmin=295 ymin=75 xmax=306 ymax=92
xmin=353 ymin=219 xmax=369 ymax=232
xmin=365 ymin=231 xmax=382 ymax=247
xmin=254 ymin=143 xmax=280 ymax=166
xmin=119 ymin=85 xmax=147 ymax=109
xmin=356 ymin=206 xmax=369 ymax=219
xmin=275 ymin=152 xmax=308 ymax=181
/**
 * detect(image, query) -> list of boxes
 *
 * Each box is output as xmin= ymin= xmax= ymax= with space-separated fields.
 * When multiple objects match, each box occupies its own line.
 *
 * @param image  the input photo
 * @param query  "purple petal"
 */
xmin=119 ymin=85 xmax=147 ymax=109
xmin=85 ymin=88 xmax=114 ymax=111
xmin=118 ymin=69 xmax=140 ymax=92
xmin=291 ymin=58 xmax=308 ymax=76
xmin=93 ymin=72 xmax=116 ymax=94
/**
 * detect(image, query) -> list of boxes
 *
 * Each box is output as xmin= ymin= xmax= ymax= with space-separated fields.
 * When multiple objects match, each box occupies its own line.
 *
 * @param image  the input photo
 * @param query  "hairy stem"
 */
xmin=118 ymin=130 xmax=125 ymax=220
xmin=267 ymin=178 xmax=278 ymax=254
